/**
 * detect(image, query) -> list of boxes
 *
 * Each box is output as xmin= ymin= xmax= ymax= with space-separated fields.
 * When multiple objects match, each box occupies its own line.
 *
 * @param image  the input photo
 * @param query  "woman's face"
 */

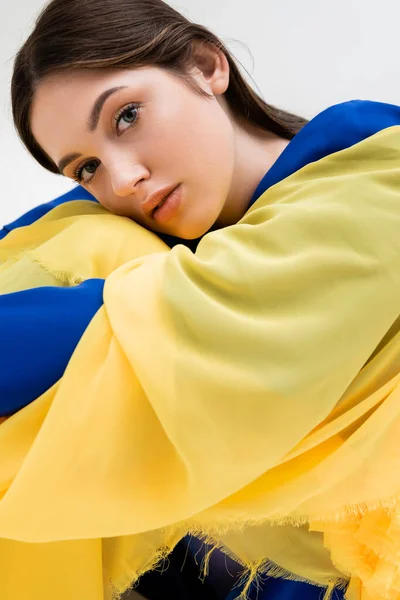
xmin=31 ymin=64 xmax=237 ymax=239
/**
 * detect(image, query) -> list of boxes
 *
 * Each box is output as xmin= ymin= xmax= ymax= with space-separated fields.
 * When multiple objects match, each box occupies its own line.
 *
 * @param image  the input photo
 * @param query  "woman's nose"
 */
xmin=110 ymin=161 xmax=150 ymax=198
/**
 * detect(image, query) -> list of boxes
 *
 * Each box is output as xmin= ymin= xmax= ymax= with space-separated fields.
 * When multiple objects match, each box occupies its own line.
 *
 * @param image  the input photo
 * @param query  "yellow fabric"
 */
xmin=0 ymin=200 xmax=168 ymax=291
xmin=0 ymin=126 xmax=400 ymax=600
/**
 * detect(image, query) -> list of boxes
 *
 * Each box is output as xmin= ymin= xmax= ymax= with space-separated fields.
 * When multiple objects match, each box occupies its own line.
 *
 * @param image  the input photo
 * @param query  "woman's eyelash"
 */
xmin=72 ymin=159 xmax=100 ymax=184
xmin=72 ymin=103 xmax=140 ymax=184
xmin=113 ymin=103 xmax=140 ymax=131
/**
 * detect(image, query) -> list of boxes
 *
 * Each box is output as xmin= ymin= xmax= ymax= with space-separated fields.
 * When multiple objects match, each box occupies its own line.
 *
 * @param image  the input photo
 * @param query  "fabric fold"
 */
xmin=0 ymin=126 xmax=399 ymax=599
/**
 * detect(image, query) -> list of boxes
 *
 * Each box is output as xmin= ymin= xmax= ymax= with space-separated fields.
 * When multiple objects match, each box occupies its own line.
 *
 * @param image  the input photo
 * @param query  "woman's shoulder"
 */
xmin=313 ymin=98 xmax=400 ymax=137
xmin=249 ymin=99 xmax=400 ymax=206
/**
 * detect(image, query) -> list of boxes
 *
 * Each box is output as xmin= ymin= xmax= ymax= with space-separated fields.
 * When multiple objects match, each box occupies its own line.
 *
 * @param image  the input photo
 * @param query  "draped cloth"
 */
xmin=0 ymin=123 xmax=399 ymax=599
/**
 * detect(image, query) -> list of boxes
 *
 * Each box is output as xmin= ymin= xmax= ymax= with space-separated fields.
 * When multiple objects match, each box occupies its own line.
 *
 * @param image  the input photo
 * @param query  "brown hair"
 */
xmin=11 ymin=0 xmax=307 ymax=175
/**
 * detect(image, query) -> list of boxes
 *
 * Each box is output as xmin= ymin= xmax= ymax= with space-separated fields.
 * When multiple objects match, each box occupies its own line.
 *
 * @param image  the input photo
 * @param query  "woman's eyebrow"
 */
xmin=57 ymin=85 xmax=128 ymax=174
xmin=86 ymin=86 xmax=127 ymax=132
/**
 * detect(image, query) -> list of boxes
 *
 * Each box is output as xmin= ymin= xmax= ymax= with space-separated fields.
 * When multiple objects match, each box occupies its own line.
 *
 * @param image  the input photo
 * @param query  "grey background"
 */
xmin=1 ymin=0 xmax=399 ymax=224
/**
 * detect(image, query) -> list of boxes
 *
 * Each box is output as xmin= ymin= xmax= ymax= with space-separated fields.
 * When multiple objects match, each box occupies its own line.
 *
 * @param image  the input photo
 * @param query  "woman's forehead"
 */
xmin=31 ymin=67 xmax=163 ymax=135
xmin=35 ymin=66 xmax=177 ymax=97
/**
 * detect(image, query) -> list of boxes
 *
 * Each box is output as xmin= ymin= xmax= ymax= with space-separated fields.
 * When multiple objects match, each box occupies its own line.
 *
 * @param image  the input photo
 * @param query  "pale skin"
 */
xmin=31 ymin=44 xmax=289 ymax=240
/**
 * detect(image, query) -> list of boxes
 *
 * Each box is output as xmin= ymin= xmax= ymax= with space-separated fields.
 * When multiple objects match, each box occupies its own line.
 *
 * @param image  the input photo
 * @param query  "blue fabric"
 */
xmin=0 ymin=280 xmax=104 ymax=415
xmin=0 ymin=185 xmax=96 ymax=240
xmin=1 ymin=99 xmax=399 ymax=418
xmin=225 ymin=577 xmax=345 ymax=600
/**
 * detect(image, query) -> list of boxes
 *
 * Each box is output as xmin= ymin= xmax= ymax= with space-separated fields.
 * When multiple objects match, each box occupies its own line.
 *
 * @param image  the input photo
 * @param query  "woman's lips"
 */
xmin=152 ymin=184 xmax=182 ymax=224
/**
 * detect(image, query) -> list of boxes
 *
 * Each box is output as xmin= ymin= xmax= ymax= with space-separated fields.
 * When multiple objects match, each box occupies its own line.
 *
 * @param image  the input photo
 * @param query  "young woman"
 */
xmin=1 ymin=1 xmax=400 ymax=600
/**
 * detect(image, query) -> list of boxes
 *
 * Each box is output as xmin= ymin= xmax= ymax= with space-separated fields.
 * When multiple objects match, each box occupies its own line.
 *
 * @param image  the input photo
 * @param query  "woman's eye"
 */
xmin=72 ymin=104 xmax=140 ymax=185
xmin=73 ymin=159 xmax=99 ymax=184
xmin=114 ymin=103 xmax=140 ymax=135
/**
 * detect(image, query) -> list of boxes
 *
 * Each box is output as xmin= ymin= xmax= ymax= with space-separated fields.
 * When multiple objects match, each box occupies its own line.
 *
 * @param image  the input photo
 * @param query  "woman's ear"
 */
xmin=190 ymin=41 xmax=230 ymax=96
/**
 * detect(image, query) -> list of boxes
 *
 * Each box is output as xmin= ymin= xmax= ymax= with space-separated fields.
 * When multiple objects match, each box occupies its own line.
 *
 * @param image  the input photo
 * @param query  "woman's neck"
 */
xmin=216 ymin=120 xmax=290 ymax=227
